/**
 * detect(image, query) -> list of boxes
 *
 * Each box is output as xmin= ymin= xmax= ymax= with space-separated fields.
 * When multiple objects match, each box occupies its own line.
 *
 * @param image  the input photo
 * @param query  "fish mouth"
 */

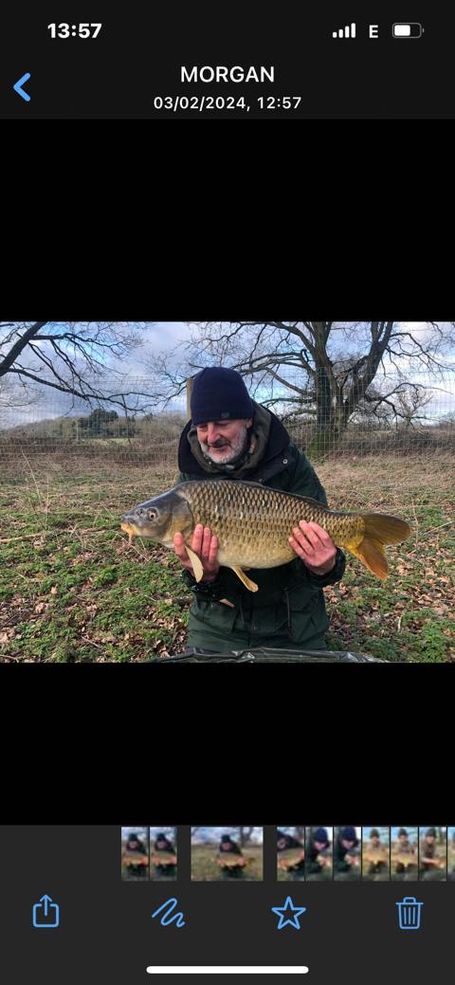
xmin=121 ymin=516 xmax=152 ymax=538
xmin=122 ymin=514 xmax=139 ymax=527
xmin=121 ymin=520 xmax=140 ymax=536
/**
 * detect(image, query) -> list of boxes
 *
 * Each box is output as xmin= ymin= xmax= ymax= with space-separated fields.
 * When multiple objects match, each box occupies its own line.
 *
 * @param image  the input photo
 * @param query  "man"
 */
xmin=305 ymin=827 xmax=331 ymax=878
xmin=333 ymin=826 xmax=361 ymax=878
xmin=174 ymin=366 xmax=345 ymax=653
xmin=419 ymin=827 xmax=445 ymax=880
xmin=277 ymin=830 xmax=303 ymax=852
xmin=124 ymin=831 xmax=147 ymax=854
xmin=216 ymin=833 xmax=245 ymax=878
xmin=154 ymin=832 xmax=175 ymax=853
xmin=122 ymin=832 xmax=149 ymax=879
xmin=218 ymin=833 xmax=242 ymax=855
xmin=277 ymin=829 xmax=305 ymax=877
xmin=365 ymin=828 xmax=388 ymax=877
xmin=393 ymin=828 xmax=417 ymax=875
xmin=152 ymin=831 xmax=177 ymax=878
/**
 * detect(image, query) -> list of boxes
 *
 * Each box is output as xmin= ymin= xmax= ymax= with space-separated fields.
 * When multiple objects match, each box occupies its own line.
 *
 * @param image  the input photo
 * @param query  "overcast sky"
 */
xmin=191 ymin=827 xmax=263 ymax=845
xmin=1 ymin=322 xmax=454 ymax=427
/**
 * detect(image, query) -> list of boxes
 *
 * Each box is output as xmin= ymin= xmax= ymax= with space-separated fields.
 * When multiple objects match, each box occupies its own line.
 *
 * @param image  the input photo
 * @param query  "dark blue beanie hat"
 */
xmin=190 ymin=367 xmax=253 ymax=425
xmin=341 ymin=826 xmax=357 ymax=842
xmin=313 ymin=827 xmax=329 ymax=843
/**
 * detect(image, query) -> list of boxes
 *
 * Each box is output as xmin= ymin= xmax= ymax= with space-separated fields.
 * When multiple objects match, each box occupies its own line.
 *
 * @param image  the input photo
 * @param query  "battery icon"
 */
xmin=392 ymin=22 xmax=423 ymax=37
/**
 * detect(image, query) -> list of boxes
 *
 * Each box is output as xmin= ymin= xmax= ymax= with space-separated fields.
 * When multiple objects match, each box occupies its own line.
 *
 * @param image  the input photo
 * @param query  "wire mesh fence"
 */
xmin=0 ymin=369 xmax=454 ymax=480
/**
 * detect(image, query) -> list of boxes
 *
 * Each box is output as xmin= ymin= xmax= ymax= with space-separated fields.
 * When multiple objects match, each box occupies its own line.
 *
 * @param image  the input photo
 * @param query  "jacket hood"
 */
xmin=178 ymin=401 xmax=292 ymax=478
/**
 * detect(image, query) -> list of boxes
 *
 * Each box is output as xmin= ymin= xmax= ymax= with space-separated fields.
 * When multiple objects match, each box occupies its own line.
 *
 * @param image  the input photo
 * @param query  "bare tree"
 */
xmin=0 ymin=372 xmax=43 ymax=422
xmin=353 ymin=381 xmax=434 ymax=429
xmin=239 ymin=826 xmax=254 ymax=847
xmin=0 ymin=322 xmax=156 ymax=414
xmin=154 ymin=321 xmax=454 ymax=453
xmin=392 ymin=385 xmax=434 ymax=428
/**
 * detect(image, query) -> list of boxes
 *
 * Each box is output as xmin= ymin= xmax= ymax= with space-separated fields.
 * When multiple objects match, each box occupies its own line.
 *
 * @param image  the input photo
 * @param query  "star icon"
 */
xmin=271 ymin=896 xmax=306 ymax=930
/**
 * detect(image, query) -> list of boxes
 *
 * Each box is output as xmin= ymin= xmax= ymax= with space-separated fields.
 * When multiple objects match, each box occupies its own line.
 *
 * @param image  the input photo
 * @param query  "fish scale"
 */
xmin=184 ymin=481 xmax=361 ymax=568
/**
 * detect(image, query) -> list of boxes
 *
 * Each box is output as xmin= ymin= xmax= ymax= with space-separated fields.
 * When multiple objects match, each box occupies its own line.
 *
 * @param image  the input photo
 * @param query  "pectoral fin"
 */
xmin=230 ymin=566 xmax=259 ymax=592
xmin=185 ymin=545 xmax=204 ymax=582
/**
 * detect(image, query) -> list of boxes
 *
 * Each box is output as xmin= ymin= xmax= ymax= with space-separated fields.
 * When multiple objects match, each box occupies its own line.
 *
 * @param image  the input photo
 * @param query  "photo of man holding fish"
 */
xmin=122 ymin=367 xmax=410 ymax=655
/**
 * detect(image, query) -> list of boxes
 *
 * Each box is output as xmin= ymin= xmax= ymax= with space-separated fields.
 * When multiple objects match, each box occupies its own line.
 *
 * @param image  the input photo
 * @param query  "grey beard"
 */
xmin=200 ymin=429 xmax=249 ymax=466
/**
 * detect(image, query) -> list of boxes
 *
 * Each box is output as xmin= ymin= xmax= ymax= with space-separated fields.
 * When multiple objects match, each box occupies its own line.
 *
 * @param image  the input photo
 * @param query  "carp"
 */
xmin=122 ymin=479 xmax=411 ymax=591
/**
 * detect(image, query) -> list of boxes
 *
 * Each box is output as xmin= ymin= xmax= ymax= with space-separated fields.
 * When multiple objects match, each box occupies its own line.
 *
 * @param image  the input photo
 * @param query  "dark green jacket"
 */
xmin=177 ymin=403 xmax=345 ymax=652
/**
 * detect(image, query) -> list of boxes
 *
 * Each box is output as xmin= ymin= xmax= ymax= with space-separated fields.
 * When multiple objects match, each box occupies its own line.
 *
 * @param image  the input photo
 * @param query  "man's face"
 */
xmin=196 ymin=418 xmax=253 ymax=464
xmin=342 ymin=839 xmax=355 ymax=850
xmin=314 ymin=841 xmax=325 ymax=851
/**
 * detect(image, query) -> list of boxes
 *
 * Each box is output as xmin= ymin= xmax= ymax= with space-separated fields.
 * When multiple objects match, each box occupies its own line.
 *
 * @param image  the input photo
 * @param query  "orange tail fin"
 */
xmin=347 ymin=514 xmax=411 ymax=579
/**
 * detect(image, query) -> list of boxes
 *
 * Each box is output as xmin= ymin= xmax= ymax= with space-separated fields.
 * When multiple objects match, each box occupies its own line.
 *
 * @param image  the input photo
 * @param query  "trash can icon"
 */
xmin=396 ymin=897 xmax=423 ymax=930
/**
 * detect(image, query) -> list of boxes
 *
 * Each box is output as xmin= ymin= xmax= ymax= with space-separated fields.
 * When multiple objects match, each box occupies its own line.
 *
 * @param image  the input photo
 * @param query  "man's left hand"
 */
xmin=289 ymin=520 xmax=337 ymax=575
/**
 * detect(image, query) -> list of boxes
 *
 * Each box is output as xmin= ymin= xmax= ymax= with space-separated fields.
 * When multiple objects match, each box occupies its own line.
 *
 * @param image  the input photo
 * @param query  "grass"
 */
xmin=191 ymin=844 xmax=263 ymax=881
xmin=277 ymin=864 xmax=305 ymax=881
xmin=0 ymin=451 xmax=453 ymax=662
xmin=318 ymin=453 xmax=454 ymax=662
xmin=0 ymin=460 xmax=188 ymax=662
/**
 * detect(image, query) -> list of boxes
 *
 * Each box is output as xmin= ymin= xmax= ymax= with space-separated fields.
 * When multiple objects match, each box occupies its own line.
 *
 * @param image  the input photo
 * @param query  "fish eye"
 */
xmin=147 ymin=508 xmax=158 ymax=521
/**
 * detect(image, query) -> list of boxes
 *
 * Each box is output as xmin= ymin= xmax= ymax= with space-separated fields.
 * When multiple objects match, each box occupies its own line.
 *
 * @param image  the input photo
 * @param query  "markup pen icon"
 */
xmin=152 ymin=897 xmax=186 ymax=927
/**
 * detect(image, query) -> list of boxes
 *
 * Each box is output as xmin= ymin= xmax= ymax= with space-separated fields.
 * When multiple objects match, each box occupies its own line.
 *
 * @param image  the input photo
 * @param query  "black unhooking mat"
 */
xmin=162 ymin=648 xmax=386 ymax=662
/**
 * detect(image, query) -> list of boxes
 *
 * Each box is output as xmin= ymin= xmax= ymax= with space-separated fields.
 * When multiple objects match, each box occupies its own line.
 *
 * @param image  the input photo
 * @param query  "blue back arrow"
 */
xmin=13 ymin=72 xmax=31 ymax=101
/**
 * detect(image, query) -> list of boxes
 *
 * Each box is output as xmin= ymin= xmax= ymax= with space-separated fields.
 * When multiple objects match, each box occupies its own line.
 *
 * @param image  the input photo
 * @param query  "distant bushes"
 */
xmin=287 ymin=423 xmax=455 ymax=456
xmin=0 ymin=412 xmax=454 ymax=470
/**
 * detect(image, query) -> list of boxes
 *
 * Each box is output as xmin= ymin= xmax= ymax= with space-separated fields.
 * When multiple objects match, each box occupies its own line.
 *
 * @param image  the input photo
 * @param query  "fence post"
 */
xmin=186 ymin=377 xmax=193 ymax=421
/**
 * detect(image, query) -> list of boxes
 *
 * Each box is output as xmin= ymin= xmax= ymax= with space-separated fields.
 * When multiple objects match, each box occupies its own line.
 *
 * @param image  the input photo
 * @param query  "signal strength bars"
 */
xmin=332 ymin=22 xmax=357 ymax=38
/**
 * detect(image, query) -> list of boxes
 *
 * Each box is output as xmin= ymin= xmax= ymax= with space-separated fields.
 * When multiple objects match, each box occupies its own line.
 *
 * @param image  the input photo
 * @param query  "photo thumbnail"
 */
xmin=191 ymin=827 xmax=263 ymax=881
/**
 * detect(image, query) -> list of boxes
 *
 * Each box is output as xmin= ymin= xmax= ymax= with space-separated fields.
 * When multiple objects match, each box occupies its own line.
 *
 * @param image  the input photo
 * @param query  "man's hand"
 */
xmin=289 ymin=520 xmax=337 ymax=576
xmin=173 ymin=524 xmax=220 ymax=581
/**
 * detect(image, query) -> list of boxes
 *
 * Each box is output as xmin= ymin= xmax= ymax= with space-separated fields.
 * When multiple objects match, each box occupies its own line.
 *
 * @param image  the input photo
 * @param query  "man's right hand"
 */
xmin=173 ymin=524 xmax=220 ymax=581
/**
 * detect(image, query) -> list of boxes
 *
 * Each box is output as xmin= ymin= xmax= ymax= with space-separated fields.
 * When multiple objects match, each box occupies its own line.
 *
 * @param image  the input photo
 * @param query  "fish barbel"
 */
xmin=121 ymin=479 xmax=411 ymax=591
